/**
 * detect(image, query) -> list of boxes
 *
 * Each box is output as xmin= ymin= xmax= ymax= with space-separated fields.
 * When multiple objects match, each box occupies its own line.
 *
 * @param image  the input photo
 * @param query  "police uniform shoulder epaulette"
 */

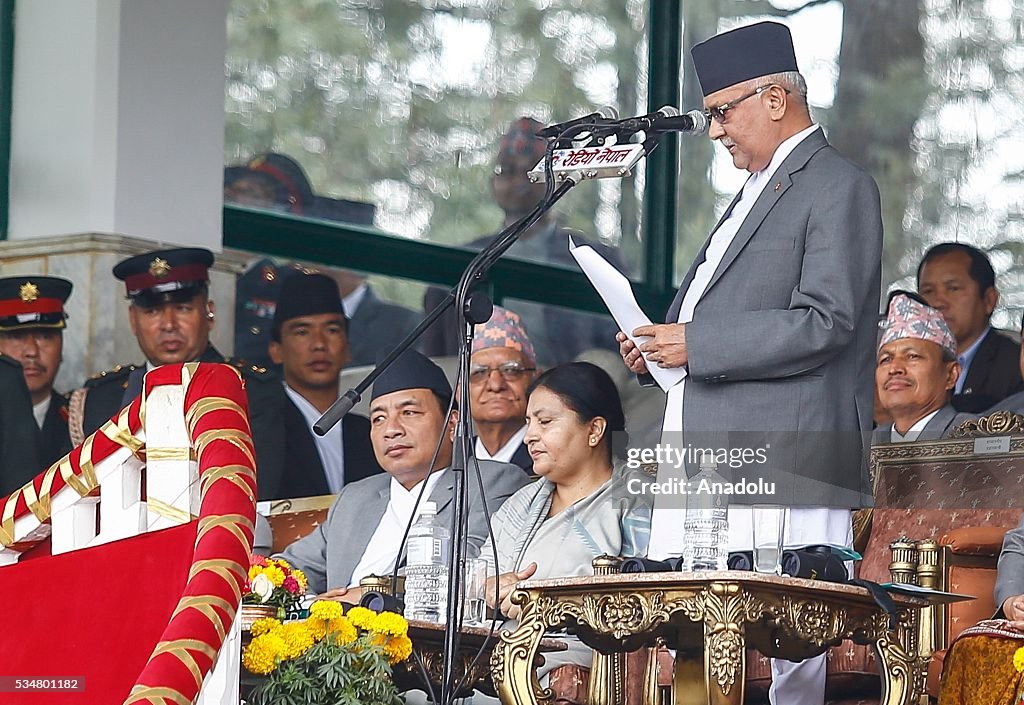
xmin=226 ymin=357 xmax=273 ymax=380
xmin=84 ymin=363 xmax=138 ymax=388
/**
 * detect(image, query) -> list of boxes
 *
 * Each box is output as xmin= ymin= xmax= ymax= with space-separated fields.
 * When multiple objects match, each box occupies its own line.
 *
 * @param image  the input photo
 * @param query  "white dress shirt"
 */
xmin=474 ymin=425 xmax=527 ymax=464
xmin=284 ymin=384 xmax=346 ymax=493
xmin=347 ymin=469 xmax=447 ymax=587
xmin=32 ymin=396 xmax=50 ymax=429
xmin=890 ymin=409 xmax=940 ymax=443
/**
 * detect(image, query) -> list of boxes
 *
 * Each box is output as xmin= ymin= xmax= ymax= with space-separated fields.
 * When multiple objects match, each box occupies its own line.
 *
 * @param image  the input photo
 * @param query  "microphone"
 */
xmin=536 ymin=106 xmax=619 ymax=139
xmin=615 ymin=106 xmax=708 ymax=136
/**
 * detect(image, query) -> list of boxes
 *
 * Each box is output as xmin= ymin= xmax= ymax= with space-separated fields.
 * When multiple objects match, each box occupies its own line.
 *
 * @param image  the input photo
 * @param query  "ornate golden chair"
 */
xmin=872 ymin=410 xmax=1024 ymax=701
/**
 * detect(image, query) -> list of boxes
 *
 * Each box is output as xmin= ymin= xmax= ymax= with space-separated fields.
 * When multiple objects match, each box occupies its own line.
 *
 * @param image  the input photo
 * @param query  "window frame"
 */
xmin=223 ymin=2 xmax=683 ymax=320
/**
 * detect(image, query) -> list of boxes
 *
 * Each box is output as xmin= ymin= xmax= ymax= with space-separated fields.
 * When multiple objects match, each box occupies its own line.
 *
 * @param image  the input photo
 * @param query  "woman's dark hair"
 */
xmin=528 ymin=361 xmax=627 ymax=461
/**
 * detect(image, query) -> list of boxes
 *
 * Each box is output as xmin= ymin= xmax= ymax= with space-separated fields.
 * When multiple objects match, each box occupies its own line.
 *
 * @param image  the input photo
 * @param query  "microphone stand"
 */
xmin=313 ymin=170 xmax=580 ymax=705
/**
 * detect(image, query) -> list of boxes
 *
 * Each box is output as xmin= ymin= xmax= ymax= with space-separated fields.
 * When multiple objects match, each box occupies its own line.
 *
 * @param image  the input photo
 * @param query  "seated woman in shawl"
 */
xmin=482 ymin=361 xmax=653 ymax=672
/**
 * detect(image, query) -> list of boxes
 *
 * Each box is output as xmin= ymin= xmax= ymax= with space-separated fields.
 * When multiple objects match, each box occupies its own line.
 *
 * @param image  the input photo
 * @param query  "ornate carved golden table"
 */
xmin=397 ymin=619 xmax=567 ymax=699
xmin=490 ymin=571 xmax=963 ymax=705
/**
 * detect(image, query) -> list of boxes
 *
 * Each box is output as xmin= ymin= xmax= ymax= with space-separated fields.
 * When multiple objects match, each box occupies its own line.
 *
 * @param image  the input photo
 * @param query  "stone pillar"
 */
xmin=7 ymin=0 xmax=227 ymax=248
xmin=1 ymin=0 xmax=242 ymax=389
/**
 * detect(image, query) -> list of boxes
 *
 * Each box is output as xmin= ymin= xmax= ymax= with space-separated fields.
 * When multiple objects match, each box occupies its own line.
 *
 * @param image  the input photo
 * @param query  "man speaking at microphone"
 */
xmin=617 ymin=22 xmax=882 ymax=705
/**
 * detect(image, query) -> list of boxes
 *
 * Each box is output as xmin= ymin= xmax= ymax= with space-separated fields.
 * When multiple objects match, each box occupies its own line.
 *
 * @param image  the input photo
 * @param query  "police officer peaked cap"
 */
xmin=0 ymin=276 xmax=72 ymax=331
xmin=113 ymin=248 xmax=214 ymax=306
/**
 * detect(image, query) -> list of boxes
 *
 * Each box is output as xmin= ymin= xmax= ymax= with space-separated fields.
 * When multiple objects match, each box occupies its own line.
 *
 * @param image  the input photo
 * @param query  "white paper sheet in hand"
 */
xmin=568 ymin=239 xmax=686 ymax=392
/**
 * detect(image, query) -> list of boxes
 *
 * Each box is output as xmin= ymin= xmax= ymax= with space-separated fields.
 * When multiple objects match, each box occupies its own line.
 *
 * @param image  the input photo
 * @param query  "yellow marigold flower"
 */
xmin=278 ymin=621 xmax=315 ymax=660
xmin=241 ymin=633 xmax=286 ymax=676
xmin=292 ymin=569 xmax=308 ymax=592
xmin=248 ymin=565 xmax=262 ymax=581
xmin=384 ymin=634 xmax=413 ymax=664
xmin=1014 ymin=646 xmax=1024 ymax=673
xmin=305 ymin=616 xmax=328 ymax=641
xmin=329 ymin=615 xmax=358 ymax=646
xmin=370 ymin=611 xmax=409 ymax=637
xmin=346 ymin=605 xmax=376 ymax=629
xmin=262 ymin=563 xmax=286 ymax=587
xmin=309 ymin=600 xmax=344 ymax=621
xmin=249 ymin=617 xmax=281 ymax=637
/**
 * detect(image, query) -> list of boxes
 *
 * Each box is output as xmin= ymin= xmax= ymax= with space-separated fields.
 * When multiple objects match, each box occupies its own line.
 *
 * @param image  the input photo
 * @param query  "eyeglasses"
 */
xmin=468 ymin=362 xmax=536 ymax=384
xmin=703 ymin=85 xmax=789 ymax=124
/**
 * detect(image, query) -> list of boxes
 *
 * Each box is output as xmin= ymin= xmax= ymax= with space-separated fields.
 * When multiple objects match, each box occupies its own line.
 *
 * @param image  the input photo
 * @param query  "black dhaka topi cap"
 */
xmin=691 ymin=21 xmax=799 ymax=97
xmin=371 ymin=350 xmax=452 ymax=405
xmin=272 ymin=272 xmax=346 ymax=336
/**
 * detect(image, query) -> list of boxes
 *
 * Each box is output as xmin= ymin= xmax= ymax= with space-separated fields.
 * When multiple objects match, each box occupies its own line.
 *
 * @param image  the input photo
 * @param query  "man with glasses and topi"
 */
xmin=467 ymin=306 xmax=538 ymax=475
xmin=617 ymin=21 xmax=883 ymax=705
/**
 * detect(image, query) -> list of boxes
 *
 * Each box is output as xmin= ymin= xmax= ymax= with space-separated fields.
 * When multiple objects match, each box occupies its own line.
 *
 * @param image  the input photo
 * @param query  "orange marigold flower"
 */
xmin=309 ymin=600 xmax=344 ymax=621
xmin=330 ymin=616 xmax=358 ymax=646
xmin=241 ymin=633 xmax=285 ymax=676
xmin=249 ymin=617 xmax=281 ymax=638
xmin=370 ymin=611 xmax=408 ymax=637
xmin=346 ymin=605 xmax=376 ymax=630
xmin=384 ymin=634 xmax=413 ymax=664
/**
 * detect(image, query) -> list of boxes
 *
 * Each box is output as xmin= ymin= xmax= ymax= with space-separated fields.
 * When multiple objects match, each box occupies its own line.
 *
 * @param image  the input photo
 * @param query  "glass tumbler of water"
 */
xmin=463 ymin=557 xmax=489 ymax=625
xmin=752 ymin=505 xmax=787 ymax=575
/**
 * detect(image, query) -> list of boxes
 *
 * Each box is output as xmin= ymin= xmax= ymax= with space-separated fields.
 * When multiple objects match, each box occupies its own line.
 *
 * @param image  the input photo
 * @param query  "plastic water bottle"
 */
xmin=682 ymin=452 xmax=729 ymax=570
xmin=403 ymin=501 xmax=450 ymax=623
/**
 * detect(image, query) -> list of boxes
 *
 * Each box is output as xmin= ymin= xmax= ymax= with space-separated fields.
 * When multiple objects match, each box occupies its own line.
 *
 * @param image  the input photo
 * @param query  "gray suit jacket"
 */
xmin=871 ymin=404 xmax=973 ymax=444
xmin=996 ymin=513 xmax=1024 ymax=612
xmin=664 ymin=128 xmax=882 ymax=508
xmin=278 ymin=460 xmax=530 ymax=593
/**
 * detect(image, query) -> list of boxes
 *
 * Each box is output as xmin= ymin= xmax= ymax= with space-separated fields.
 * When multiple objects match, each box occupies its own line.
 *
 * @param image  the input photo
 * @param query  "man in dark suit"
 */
xmin=873 ymin=292 xmax=973 ymax=443
xmin=0 ymin=353 xmax=42 ymax=494
xmin=279 ymin=350 xmax=529 ymax=603
xmin=329 ymin=270 xmax=420 ymax=367
xmin=469 ymin=305 xmax=537 ymax=474
xmin=268 ymin=272 xmax=382 ymax=497
xmin=917 ymin=242 xmax=1023 ymax=413
xmin=619 ymin=22 xmax=883 ymax=704
xmin=0 ymin=276 xmax=73 ymax=468
xmin=69 ymin=247 xmax=290 ymax=501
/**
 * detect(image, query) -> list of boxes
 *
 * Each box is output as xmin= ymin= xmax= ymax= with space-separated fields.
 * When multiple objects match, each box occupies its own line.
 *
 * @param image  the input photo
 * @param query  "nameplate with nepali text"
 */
xmin=974 ymin=435 xmax=1011 ymax=454
xmin=528 ymin=143 xmax=646 ymax=183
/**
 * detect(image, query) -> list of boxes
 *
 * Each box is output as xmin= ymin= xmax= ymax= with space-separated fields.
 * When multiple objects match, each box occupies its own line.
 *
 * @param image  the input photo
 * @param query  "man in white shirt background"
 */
xmin=269 ymin=271 xmax=382 ymax=498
